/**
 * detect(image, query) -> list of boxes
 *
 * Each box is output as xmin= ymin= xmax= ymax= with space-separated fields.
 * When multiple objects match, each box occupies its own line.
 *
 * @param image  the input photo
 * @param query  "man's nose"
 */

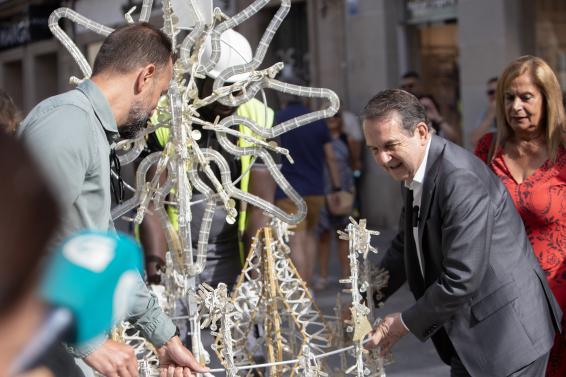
xmin=376 ymin=150 xmax=391 ymax=165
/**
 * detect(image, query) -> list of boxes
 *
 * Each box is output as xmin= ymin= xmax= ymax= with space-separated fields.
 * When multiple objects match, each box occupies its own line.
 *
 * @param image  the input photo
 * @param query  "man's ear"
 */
xmin=134 ymin=64 xmax=156 ymax=94
xmin=416 ymin=121 xmax=429 ymax=140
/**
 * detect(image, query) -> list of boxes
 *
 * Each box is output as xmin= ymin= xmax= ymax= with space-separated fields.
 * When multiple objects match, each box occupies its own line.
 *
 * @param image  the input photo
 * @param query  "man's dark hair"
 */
xmin=362 ymin=89 xmax=428 ymax=134
xmin=401 ymin=71 xmax=420 ymax=80
xmin=487 ymin=76 xmax=498 ymax=84
xmin=92 ymin=22 xmax=172 ymax=76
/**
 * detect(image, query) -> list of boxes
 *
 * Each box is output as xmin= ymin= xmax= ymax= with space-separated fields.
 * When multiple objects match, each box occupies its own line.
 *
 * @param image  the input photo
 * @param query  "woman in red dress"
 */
xmin=475 ymin=55 xmax=566 ymax=377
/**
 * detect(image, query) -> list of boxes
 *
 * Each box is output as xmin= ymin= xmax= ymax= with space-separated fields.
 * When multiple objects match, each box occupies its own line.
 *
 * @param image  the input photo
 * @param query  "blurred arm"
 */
xmin=243 ymin=166 xmax=276 ymax=252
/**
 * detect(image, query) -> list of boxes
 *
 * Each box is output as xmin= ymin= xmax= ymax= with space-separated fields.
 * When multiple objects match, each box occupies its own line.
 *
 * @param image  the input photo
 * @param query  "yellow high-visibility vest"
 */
xmin=145 ymin=97 xmax=274 ymax=262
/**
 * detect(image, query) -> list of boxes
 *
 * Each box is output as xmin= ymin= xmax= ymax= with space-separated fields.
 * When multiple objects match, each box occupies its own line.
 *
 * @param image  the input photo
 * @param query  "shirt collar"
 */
xmin=76 ymin=79 xmax=119 ymax=136
xmin=405 ymin=137 xmax=432 ymax=190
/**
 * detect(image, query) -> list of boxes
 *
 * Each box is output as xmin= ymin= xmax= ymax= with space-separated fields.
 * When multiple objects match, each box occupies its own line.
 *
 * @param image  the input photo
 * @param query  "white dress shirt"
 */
xmin=400 ymin=137 xmax=432 ymax=332
xmin=404 ymin=137 xmax=432 ymax=277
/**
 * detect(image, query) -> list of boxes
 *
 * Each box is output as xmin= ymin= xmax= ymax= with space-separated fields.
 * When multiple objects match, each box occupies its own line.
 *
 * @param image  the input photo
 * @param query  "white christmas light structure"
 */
xmin=337 ymin=218 xmax=389 ymax=377
xmin=197 ymin=282 xmax=240 ymax=377
xmin=45 ymin=1 xmax=399 ymax=376
xmin=296 ymin=345 xmax=329 ymax=377
xmin=213 ymin=220 xmax=333 ymax=376
xmin=194 ymin=219 xmax=389 ymax=376
xmin=92 ymin=322 xmax=160 ymax=377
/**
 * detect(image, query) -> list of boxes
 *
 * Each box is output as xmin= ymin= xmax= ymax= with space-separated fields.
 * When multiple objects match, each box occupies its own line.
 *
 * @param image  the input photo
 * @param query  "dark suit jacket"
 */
xmin=379 ymin=136 xmax=562 ymax=376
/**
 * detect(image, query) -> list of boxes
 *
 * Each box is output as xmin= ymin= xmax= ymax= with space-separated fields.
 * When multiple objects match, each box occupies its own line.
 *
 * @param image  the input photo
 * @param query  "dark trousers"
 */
xmin=451 ymin=352 xmax=550 ymax=377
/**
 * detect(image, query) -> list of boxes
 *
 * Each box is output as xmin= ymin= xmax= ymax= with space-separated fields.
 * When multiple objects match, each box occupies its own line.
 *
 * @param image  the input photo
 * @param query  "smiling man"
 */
xmin=18 ymin=23 xmax=207 ymax=377
xmin=363 ymin=89 xmax=561 ymax=377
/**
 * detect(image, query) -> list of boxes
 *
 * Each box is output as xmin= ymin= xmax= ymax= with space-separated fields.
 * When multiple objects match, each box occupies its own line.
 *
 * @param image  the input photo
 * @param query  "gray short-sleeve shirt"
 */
xmin=18 ymin=80 xmax=175 ymax=355
xmin=19 ymin=80 xmax=118 ymax=240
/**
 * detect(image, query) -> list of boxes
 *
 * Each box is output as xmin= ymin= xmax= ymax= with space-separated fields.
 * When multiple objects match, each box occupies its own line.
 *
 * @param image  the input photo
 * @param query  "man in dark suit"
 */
xmin=363 ymin=89 xmax=561 ymax=376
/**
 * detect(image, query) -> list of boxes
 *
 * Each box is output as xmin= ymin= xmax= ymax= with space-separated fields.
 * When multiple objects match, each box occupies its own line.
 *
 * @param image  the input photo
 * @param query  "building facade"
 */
xmin=2 ymin=0 xmax=566 ymax=229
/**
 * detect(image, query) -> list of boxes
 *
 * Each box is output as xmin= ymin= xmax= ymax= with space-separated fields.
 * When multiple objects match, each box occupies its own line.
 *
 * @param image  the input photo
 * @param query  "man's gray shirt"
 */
xmin=18 ymin=80 xmax=175 ymax=356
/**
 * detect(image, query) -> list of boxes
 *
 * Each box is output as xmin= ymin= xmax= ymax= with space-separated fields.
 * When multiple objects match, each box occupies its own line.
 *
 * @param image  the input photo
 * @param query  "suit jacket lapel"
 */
xmin=418 ymin=136 xmax=445 ymax=247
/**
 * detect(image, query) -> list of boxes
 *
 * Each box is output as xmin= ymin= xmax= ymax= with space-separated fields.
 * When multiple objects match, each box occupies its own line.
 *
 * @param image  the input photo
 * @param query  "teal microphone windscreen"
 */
xmin=40 ymin=230 xmax=144 ymax=344
xmin=11 ymin=230 xmax=144 ymax=374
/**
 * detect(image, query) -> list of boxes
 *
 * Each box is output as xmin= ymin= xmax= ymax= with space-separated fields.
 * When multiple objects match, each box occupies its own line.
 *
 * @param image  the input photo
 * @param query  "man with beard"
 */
xmin=18 ymin=23 xmax=208 ymax=377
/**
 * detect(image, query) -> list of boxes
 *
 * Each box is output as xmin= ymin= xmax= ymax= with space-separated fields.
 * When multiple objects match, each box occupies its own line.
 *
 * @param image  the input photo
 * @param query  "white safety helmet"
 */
xmin=200 ymin=29 xmax=253 ymax=83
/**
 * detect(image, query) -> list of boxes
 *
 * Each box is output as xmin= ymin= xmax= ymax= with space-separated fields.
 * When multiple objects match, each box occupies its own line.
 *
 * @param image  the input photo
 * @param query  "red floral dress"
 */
xmin=475 ymin=133 xmax=566 ymax=377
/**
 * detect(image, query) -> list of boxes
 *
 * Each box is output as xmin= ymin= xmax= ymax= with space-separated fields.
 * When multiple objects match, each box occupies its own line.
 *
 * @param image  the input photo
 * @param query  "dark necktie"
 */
xmin=413 ymin=204 xmax=420 ymax=228
xmin=406 ymin=189 xmax=420 ymax=227
xmin=405 ymin=189 xmax=414 ymax=231
xmin=406 ymin=189 xmax=425 ymax=279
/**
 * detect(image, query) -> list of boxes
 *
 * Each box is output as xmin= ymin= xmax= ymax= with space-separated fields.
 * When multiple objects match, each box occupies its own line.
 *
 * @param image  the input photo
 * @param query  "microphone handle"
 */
xmin=9 ymin=307 xmax=74 ymax=375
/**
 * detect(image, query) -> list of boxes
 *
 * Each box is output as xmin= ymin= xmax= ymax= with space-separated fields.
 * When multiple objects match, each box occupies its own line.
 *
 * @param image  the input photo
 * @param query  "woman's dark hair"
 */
xmin=402 ymin=71 xmax=420 ymax=80
xmin=417 ymin=93 xmax=440 ymax=113
xmin=0 ymin=89 xmax=20 ymax=135
xmin=0 ymin=135 xmax=60 ymax=315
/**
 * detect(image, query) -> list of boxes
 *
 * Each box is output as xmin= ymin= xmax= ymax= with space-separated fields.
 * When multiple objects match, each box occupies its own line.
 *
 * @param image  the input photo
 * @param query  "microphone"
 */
xmin=9 ymin=230 xmax=143 ymax=375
